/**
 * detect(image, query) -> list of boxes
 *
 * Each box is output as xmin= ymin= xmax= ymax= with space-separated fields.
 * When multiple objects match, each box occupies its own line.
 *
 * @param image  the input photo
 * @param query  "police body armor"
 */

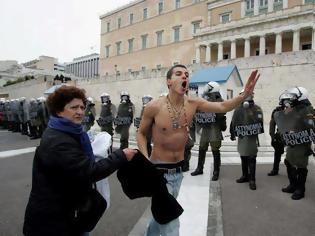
xmin=114 ymin=103 xmax=133 ymax=130
xmin=231 ymin=103 xmax=264 ymax=139
xmin=195 ymin=92 xmax=226 ymax=142
xmin=274 ymin=103 xmax=315 ymax=168
xmin=98 ymin=104 xmax=114 ymax=127
xmin=29 ymin=100 xmax=40 ymax=127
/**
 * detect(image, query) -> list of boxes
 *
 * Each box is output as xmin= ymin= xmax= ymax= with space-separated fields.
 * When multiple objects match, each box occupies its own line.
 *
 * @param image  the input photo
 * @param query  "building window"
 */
xmin=192 ymin=21 xmax=201 ymax=34
xmin=227 ymin=89 xmax=233 ymax=99
xmin=302 ymin=43 xmax=311 ymax=50
xmin=116 ymin=41 xmax=121 ymax=55
xmin=106 ymin=22 xmax=110 ymax=32
xmin=305 ymin=0 xmax=315 ymax=4
xmin=156 ymin=64 xmax=162 ymax=70
xmin=223 ymin=53 xmax=230 ymax=60
xmin=175 ymin=0 xmax=181 ymax=9
xmin=156 ymin=30 xmax=163 ymax=46
xmin=220 ymin=13 xmax=231 ymax=23
xmin=193 ymin=0 xmax=200 ymax=3
xmin=260 ymin=0 xmax=268 ymax=7
xmin=141 ymin=66 xmax=146 ymax=71
xmin=158 ymin=1 xmax=163 ymax=14
xmin=129 ymin=13 xmax=134 ymax=24
xmin=117 ymin=18 xmax=121 ymax=29
xmin=274 ymin=0 xmax=283 ymax=10
xmin=143 ymin=8 xmax=148 ymax=20
xmin=105 ymin=45 xmax=110 ymax=58
xmin=245 ymin=0 xmax=254 ymax=15
xmin=128 ymin=38 xmax=134 ymax=53
xmin=141 ymin=34 xmax=148 ymax=49
xmin=173 ymin=26 xmax=181 ymax=42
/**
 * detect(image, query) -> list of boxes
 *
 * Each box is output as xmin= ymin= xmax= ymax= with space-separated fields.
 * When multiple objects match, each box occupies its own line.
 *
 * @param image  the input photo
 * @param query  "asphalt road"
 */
xmin=0 ymin=130 xmax=150 ymax=236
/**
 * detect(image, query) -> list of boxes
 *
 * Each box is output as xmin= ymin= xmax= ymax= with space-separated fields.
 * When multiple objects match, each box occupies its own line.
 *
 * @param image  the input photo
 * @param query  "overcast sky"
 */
xmin=0 ymin=0 xmax=132 ymax=64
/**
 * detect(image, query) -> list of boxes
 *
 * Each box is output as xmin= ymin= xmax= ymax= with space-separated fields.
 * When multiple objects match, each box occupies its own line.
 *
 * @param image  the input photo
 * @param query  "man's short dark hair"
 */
xmin=166 ymin=64 xmax=187 ymax=80
xmin=47 ymin=85 xmax=86 ymax=116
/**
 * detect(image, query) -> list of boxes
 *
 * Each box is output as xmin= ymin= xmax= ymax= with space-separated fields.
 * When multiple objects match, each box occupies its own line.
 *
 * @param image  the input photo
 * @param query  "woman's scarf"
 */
xmin=48 ymin=116 xmax=95 ymax=161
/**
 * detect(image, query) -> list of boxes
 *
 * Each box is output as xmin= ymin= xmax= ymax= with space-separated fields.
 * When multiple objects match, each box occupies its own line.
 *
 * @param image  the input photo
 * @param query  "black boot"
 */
xmin=282 ymin=160 xmax=297 ymax=193
xmin=248 ymin=156 xmax=257 ymax=190
xmin=236 ymin=156 xmax=249 ymax=183
xmin=268 ymin=150 xmax=282 ymax=176
xmin=191 ymin=149 xmax=206 ymax=176
xmin=291 ymin=168 xmax=307 ymax=200
xmin=211 ymin=150 xmax=221 ymax=181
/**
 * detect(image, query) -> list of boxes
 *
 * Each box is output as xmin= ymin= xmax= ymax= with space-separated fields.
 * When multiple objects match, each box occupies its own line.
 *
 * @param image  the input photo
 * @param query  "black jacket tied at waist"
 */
xmin=117 ymin=152 xmax=184 ymax=224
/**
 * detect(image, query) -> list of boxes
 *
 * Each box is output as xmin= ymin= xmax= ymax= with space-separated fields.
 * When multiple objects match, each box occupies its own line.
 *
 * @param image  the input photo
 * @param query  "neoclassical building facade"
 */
xmin=99 ymin=0 xmax=314 ymax=77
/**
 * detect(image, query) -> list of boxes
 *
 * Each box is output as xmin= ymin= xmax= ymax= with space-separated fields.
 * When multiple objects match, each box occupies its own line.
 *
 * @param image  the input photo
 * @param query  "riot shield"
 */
xmin=274 ymin=105 xmax=315 ymax=146
xmin=232 ymin=105 xmax=264 ymax=137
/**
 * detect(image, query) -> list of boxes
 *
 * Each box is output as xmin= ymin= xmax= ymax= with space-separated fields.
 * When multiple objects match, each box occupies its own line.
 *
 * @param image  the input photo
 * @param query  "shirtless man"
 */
xmin=137 ymin=64 xmax=259 ymax=236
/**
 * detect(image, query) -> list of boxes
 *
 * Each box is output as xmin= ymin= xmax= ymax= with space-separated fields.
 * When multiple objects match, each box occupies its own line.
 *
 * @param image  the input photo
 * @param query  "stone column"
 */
xmin=244 ymin=38 xmax=250 ymax=57
xmin=206 ymin=44 xmax=211 ymax=63
xmin=268 ymin=0 xmax=274 ymax=12
xmin=254 ymin=0 xmax=259 ymax=15
xmin=275 ymin=32 xmax=282 ymax=54
xmin=218 ymin=42 xmax=223 ymax=61
xmin=259 ymin=35 xmax=266 ymax=56
xmin=312 ymin=27 xmax=315 ymax=51
xmin=283 ymin=0 xmax=288 ymax=8
xmin=231 ymin=40 xmax=236 ymax=59
xmin=195 ymin=46 xmax=201 ymax=63
xmin=293 ymin=29 xmax=300 ymax=52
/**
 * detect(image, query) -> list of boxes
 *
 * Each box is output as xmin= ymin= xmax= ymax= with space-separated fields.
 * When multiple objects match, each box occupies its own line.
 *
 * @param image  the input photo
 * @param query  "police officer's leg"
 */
xmin=120 ymin=125 xmax=129 ymax=149
xmin=282 ymin=159 xmax=297 ymax=193
xmin=191 ymin=133 xmax=209 ymax=176
xmin=268 ymin=144 xmax=284 ymax=176
xmin=183 ymin=139 xmax=194 ymax=172
xmin=236 ymin=156 xmax=249 ymax=183
xmin=291 ymin=168 xmax=308 ymax=200
xmin=248 ymin=155 xmax=257 ymax=190
xmin=210 ymin=141 xmax=222 ymax=181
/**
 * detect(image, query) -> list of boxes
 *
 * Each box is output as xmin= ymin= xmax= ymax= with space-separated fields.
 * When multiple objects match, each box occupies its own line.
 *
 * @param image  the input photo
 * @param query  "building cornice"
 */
xmin=99 ymin=0 xmax=145 ymax=19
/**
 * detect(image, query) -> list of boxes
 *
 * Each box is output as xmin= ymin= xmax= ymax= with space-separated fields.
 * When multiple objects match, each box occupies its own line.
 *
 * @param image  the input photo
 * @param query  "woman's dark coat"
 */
xmin=23 ymin=128 xmax=127 ymax=236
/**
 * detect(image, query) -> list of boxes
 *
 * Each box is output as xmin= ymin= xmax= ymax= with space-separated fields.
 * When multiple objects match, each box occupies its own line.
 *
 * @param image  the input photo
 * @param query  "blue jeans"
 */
xmin=145 ymin=172 xmax=184 ymax=236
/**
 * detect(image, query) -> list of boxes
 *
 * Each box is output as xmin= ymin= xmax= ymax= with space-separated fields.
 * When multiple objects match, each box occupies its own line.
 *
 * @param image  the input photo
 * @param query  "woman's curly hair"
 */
xmin=47 ymin=86 xmax=86 ymax=116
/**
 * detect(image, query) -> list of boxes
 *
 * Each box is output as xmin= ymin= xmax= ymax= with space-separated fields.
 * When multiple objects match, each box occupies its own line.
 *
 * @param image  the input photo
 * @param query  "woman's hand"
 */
xmin=123 ymin=148 xmax=138 ymax=161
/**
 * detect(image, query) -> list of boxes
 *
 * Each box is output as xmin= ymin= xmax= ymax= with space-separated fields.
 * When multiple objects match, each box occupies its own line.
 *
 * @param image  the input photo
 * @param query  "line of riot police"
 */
xmin=0 ymin=97 xmax=49 ymax=139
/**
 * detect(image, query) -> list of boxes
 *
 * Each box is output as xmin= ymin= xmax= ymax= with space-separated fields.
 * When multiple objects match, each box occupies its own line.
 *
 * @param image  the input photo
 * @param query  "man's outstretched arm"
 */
xmin=196 ymin=70 xmax=260 ymax=113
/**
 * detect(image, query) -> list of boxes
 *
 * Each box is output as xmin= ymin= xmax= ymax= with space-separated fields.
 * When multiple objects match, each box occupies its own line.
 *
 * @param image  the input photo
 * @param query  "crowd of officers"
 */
xmin=0 ymin=97 xmax=49 ymax=139
xmin=0 ymin=84 xmax=314 ymax=201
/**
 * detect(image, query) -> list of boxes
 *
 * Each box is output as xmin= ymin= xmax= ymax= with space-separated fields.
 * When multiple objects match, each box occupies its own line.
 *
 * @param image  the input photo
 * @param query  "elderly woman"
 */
xmin=23 ymin=86 xmax=137 ymax=236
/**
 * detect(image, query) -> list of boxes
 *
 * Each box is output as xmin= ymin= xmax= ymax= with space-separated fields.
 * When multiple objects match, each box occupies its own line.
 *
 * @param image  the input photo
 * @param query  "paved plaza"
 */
xmin=0 ymin=129 xmax=314 ymax=236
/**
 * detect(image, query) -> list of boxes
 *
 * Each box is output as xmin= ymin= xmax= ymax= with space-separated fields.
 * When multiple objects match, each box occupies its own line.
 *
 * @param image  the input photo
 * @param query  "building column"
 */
xmin=244 ymin=38 xmax=250 ymax=57
xmin=283 ymin=0 xmax=288 ymax=8
xmin=195 ymin=46 xmax=201 ymax=63
xmin=293 ymin=29 xmax=300 ymax=52
xmin=268 ymin=0 xmax=274 ymax=12
xmin=205 ymin=44 xmax=211 ymax=63
xmin=254 ymin=0 xmax=259 ymax=15
xmin=241 ymin=0 xmax=246 ymax=18
xmin=312 ymin=27 xmax=315 ymax=51
xmin=275 ymin=32 xmax=282 ymax=54
xmin=231 ymin=40 xmax=236 ymax=59
xmin=218 ymin=42 xmax=223 ymax=61
xmin=259 ymin=35 xmax=266 ymax=56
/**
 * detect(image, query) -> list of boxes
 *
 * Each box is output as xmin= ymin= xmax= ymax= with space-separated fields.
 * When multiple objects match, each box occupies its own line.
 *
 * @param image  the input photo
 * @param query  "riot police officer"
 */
xmin=29 ymin=98 xmax=40 ymax=139
xmin=82 ymin=97 xmax=96 ymax=132
xmin=230 ymin=91 xmax=264 ymax=190
xmin=0 ymin=99 xmax=5 ymax=128
xmin=274 ymin=87 xmax=315 ymax=200
xmin=268 ymin=105 xmax=285 ymax=176
xmin=97 ymin=93 xmax=115 ymax=136
xmin=37 ymin=97 xmax=49 ymax=135
xmin=134 ymin=95 xmax=153 ymax=156
xmin=115 ymin=91 xmax=134 ymax=149
xmin=183 ymin=120 xmax=196 ymax=172
xmin=191 ymin=82 xmax=227 ymax=181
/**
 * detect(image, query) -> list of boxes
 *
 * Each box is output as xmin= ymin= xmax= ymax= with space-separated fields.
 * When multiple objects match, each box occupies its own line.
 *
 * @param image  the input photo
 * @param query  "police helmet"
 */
xmin=203 ymin=81 xmax=220 ymax=94
xmin=101 ymin=93 xmax=110 ymax=103
xmin=142 ymin=95 xmax=153 ymax=105
xmin=87 ymin=97 xmax=94 ymax=103
xmin=120 ymin=91 xmax=130 ymax=102
xmin=240 ymin=89 xmax=254 ymax=101
xmin=278 ymin=87 xmax=303 ymax=108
